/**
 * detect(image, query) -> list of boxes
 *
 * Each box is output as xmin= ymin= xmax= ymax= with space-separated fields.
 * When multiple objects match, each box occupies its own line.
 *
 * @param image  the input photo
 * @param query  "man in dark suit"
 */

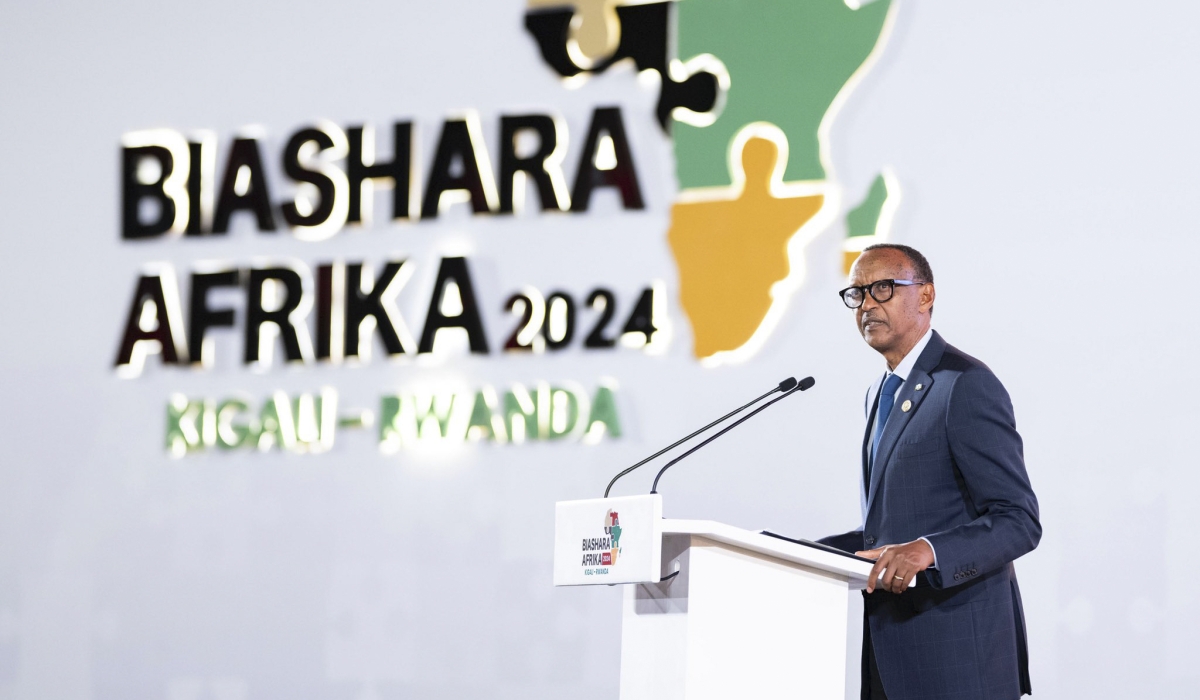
xmin=820 ymin=244 xmax=1041 ymax=700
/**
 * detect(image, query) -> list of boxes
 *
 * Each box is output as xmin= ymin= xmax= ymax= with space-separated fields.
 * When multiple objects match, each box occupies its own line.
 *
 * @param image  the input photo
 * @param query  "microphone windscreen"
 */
xmin=798 ymin=376 xmax=816 ymax=391
xmin=778 ymin=377 xmax=798 ymax=392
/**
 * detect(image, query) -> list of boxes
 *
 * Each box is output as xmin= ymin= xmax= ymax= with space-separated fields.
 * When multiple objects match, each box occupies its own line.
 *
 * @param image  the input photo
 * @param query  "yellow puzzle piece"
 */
xmin=668 ymin=127 xmax=825 ymax=359
xmin=528 ymin=0 xmax=624 ymax=67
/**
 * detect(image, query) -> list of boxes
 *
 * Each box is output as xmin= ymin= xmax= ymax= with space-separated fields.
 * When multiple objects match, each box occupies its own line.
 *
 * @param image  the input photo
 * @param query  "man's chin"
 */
xmin=861 ymin=330 xmax=894 ymax=352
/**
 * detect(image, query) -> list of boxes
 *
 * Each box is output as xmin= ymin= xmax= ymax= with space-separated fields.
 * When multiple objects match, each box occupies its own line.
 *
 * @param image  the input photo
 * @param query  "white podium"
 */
xmin=555 ymin=495 xmax=873 ymax=700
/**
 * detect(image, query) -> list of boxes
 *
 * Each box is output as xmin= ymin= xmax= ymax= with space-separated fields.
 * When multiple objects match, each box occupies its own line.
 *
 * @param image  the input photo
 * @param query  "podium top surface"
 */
xmin=553 ymin=495 xmax=877 ymax=588
xmin=661 ymin=519 xmax=874 ymax=586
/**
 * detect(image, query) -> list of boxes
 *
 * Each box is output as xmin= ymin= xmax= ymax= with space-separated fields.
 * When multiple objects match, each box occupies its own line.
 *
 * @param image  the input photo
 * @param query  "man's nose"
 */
xmin=860 ymin=291 xmax=880 ymax=312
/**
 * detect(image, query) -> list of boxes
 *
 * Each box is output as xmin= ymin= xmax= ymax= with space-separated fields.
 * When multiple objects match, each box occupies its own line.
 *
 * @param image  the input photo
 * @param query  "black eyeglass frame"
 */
xmin=838 ymin=279 xmax=926 ymax=309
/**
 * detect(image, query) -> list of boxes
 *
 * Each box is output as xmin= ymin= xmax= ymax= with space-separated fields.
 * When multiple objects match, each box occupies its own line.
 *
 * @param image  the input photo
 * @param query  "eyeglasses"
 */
xmin=838 ymin=279 xmax=924 ymax=309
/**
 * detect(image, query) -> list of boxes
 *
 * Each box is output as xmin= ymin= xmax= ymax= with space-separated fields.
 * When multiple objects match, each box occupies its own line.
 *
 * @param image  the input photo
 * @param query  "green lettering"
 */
xmin=585 ymin=384 xmax=621 ymax=441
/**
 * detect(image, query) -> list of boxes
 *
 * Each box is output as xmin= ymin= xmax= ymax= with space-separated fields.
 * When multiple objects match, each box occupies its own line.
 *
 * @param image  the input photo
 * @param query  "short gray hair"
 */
xmin=862 ymin=243 xmax=934 ymax=284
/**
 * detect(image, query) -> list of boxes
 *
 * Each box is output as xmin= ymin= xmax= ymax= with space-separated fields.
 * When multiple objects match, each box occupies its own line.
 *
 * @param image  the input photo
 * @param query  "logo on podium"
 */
xmin=602 ymin=510 xmax=622 ymax=566
xmin=583 ymin=509 xmax=623 ymax=569
xmin=555 ymin=495 xmax=662 ymax=585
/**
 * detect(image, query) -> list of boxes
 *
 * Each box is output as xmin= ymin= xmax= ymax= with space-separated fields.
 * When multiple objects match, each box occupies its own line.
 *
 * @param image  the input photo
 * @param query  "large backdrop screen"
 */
xmin=0 ymin=1 xmax=1195 ymax=698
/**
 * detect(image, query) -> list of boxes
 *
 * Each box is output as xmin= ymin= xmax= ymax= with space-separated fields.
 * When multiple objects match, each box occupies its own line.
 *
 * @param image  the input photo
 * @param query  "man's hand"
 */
xmin=856 ymin=539 xmax=935 ymax=594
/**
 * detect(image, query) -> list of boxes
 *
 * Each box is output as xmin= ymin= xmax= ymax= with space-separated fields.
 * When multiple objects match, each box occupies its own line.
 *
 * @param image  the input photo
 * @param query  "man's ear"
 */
xmin=921 ymin=283 xmax=936 ymax=313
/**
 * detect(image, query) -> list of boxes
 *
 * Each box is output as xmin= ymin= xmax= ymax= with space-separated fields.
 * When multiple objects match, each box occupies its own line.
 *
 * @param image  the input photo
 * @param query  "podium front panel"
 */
xmin=620 ymin=534 xmax=850 ymax=700
xmin=554 ymin=494 xmax=663 ymax=586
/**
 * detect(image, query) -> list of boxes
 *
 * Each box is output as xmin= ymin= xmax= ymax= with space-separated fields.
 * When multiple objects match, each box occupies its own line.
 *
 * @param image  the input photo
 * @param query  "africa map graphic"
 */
xmin=604 ymin=509 xmax=622 ymax=565
xmin=526 ymin=0 xmax=900 ymax=361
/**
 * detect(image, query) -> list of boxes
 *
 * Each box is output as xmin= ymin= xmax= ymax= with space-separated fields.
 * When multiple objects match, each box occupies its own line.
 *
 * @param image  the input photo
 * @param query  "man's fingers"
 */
xmin=880 ymin=556 xmax=900 ymax=593
xmin=863 ymin=541 xmax=934 ymax=594
xmin=888 ymin=551 xmax=919 ymax=592
xmin=886 ymin=551 xmax=908 ymax=593
xmin=883 ymin=553 xmax=912 ymax=593
xmin=868 ymin=549 xmax=894 ymax=593
xmin=866 ymin=552 xmax=886 ymax=593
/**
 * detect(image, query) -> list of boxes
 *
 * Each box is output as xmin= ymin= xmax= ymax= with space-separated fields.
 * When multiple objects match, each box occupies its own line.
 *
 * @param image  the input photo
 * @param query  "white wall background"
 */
xmin=0 ymin=1 xmax=1196 ymax=698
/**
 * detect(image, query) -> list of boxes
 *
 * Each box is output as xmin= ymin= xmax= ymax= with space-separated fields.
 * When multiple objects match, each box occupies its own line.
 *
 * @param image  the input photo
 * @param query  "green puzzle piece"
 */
xmin=846 ymin=173 xmax=890 ymax=238
xmin=674 ymin=0 xmax=893 ymax=189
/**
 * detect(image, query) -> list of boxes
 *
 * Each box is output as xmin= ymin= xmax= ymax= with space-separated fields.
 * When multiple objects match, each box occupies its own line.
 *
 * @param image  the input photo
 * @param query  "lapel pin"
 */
xmin=901 ymin=400 xmax=912 ymax=412
xmin=915 ymin=384 xmax=923 ymax=391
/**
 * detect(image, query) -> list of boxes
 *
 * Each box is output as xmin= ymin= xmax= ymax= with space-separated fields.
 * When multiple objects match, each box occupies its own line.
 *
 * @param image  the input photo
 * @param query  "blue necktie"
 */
xmin=871 ymin=373 xmax=905 ymax=468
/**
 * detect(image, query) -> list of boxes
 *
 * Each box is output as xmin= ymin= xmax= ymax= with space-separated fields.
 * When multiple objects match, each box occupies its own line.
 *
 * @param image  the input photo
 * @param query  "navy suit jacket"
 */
xmin=821 ymin=331 xmax=1041 ymax=700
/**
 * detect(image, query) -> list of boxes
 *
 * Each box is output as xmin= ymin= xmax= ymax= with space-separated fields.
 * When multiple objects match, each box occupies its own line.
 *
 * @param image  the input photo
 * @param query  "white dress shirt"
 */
xmin=862 ymin=327 xmax=939 ymax=567
xmin=865 ymin=326 xmax=934 ymax=424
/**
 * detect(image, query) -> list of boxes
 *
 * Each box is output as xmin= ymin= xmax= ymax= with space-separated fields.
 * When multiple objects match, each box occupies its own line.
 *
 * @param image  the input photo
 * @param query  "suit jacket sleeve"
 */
xmin=923 ymin=367 xmax=1042 ymax=589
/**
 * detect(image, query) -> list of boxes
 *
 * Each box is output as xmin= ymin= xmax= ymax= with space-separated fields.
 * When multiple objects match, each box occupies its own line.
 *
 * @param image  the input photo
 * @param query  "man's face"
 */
xmin=848 ymin=249 xmax=934 ymax=355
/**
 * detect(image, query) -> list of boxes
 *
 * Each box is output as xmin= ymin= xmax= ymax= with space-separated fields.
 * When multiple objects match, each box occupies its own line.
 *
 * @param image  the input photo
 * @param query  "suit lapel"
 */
xmin=864 ymin=331 xmax=947 ymax=517
xmin=861 ymin=375 xmax=884 ymax=510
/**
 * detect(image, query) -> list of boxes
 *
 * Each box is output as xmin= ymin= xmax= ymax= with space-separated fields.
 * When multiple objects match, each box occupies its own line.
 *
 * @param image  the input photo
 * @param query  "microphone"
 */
xmin=650 ymin=376 xmax=815 ymax=494
xmin=602 ymin=376 xmax=800 ymax=498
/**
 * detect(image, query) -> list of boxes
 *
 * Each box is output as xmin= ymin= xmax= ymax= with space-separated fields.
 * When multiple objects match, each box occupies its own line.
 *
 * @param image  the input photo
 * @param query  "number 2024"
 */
xmin=503 ymin=287 xmax=659 ymax=353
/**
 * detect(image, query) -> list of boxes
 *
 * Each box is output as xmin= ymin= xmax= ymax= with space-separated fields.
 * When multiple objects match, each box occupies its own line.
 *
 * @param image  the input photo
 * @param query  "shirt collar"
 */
xmin=888 ymin=327 xmax=934 ymax=382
